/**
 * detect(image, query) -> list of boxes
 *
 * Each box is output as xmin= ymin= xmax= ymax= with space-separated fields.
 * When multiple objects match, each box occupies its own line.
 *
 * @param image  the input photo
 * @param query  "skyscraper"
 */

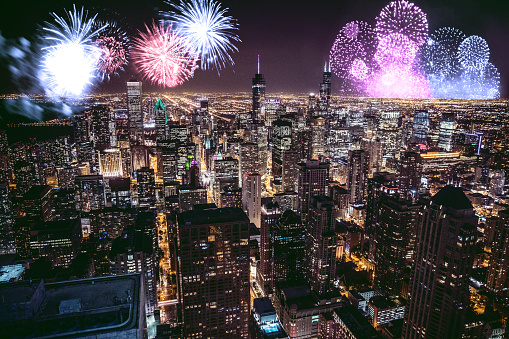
xmin=317 ymin=62 xmax=331 ymax=116
xmin=272 ymin=118 xmax=293 ymax=186
xmin=127 ymin=79 xmax=143 ymax=145
xmin=252 ymin=56 xmax=266 ymax=121
xmin=297 ymin=160 xmax=330 ymax=224
xmin=242 ymin=173 xmax=262 ymax=227
xmin=136 ymin=167 xmax=156 ymax=209
xmin=177 ymin=207 xmax=250 ymax=338
xmin=486 ymin=210 xmax=509 ymax=297
xmin=347 ymin=150 xmax=370 ymax=206
xmin=306 ymin=196 xmax=337 ymax=295
xmin=438 ymin=113 xmax=457 ymax=152
xmin=154 ymin=96 xmax=168 ymax=141
xmin=258 ymin=202 xmax=281 ymax=294
xmin=398 ymin=151 xmax=423 ymax=202
xmin=403 ymin=186 xmax=478 ymax=339
xmin=412 ymin=110 xmax=429 ymax=145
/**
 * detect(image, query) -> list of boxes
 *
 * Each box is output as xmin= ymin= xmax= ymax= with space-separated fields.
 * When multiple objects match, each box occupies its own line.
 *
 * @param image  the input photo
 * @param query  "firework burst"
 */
xmin=376 ymin=0 xmax=428 ymax=46
xmin=162 ymin=0 xmax=240 ymax=73
xmin=131 ymin=21 xmax=198 ymax=88
xmin=457 ymin=35 xmax=490 ymax=73
xmin=40 ymin=5 xmax=106 ymax=97
xmin=94 ymin=20 xmax=130 ymax=80
xmin=421 ymin=27 xmax=466 ymax=78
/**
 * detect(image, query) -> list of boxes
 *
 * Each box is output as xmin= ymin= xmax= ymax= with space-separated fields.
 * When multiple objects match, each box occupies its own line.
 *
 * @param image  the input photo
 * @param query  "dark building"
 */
xmin=127 ymin=79 xmax=144 ymax=145
xmin=486 ymin=209 xmax=509 ymax=296
xmin=398 ymin=151 xmax=422 ymax=202
xmin=154 ymin=96 xmax=168 ymax=141
xmin=272 ymin=119 xmax=293 ymax=186
xmin=75 ymin=175 xmax=105 ymax=212
xmin=297 ymin=160 xmax=329 ymax=224
xmin=252 ymin=57 xmax=266 ymax=121
xmin=23 ymin=185 xmax=53 ymax=223
xmin=177 ymin=207 xmax=250 ymax=338
xmin=258 ymin=202 xmax=281 ymax=294
xmin=306 ymin=196 xmax=337 ymax=296
xmin=272 ymin=210 xmax=305 ymax=286
xmin=52 ymin=188 xmax=77 ymax=221
xmin=0 ymin=274 xmax=146 ymax=338
xmin=403 ymin=186 xmax=478 ymax=338
xmin=318 ymin=304 xmax=381 ymax=339
xmin=347 ymin=149 xmax=370 ymax=206
xmin=137 ymin=167 xmax=156 ymax=209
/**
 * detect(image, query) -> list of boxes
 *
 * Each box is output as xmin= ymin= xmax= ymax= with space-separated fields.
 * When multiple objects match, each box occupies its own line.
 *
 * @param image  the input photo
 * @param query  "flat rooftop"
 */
xmin=0 ymin=264 xmax=25 ymax=282
xmin=178 ymin=207 xmax=249 ymax=226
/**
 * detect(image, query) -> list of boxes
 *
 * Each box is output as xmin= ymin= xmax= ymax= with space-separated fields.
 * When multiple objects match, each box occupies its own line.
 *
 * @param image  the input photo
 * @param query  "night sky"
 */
xmin=0 ymin=0 xmax=508 ymax=97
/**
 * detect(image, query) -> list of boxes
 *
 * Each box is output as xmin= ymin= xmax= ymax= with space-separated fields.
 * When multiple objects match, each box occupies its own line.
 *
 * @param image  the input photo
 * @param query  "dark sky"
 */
xmin=1 ymin=0 xmax=508 ymax=97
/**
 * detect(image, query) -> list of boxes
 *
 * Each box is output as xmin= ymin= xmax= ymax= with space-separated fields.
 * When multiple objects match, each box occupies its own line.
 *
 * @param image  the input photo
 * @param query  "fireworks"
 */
xmin=162 ymin=0 xmax=240 ymax=73
xmin=457 ymin=35 xmax=490 ymax=73
xmin=421 ymin=27 xmax=466 ymax=78
xmin=40 ymin=6 xmax=106 ymax=97
xmin=374 ymin=33 xmax=418 ymax=69
xmin=375 ymin=0 xmax=428 ymax=46
xmin=94 ymin=20 xmax=130 ymax=80
xmin=131 ymin=21 xmax=198 ymax=88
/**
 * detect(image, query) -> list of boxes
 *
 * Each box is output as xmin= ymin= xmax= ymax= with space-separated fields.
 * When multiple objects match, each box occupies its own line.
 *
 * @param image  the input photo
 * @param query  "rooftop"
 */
xmin=178 ymin=207 xmax=249 ymax=227
xmin=432 ymin=185 xmax=473 ymax=210
xmin=0 ymin=264 xmax=25 ymax=283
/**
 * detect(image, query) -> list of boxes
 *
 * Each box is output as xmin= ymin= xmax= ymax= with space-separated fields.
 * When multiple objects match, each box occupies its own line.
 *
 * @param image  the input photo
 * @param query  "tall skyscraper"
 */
xmin=306 ymin=196 xmax=337 ymax=295
xmin=438 ymin=113 xmax=457 ymax=152
xmin=258 ymin=202 xmax=281 ymax=294
xmin=272 ymin=118 xmax=292 ymax=186
xmin=252 ymin=56 xmax=266 ymax=121
xmin=412 ymin=110 xmax=429 ymax=145
xmin=242 ymin=173 xmax=262 ymax=227
xmin=403 ymin=186 xmax=478 ymax=339
xmin=377 ymin=111 xmax=400 ymax=169
xmin=297 ymin=160 xmax=330 ymax=224
xmin=136 ymin=167 xmax=156 ymax=209
xmin=177 ymin=207 xmax=250 ymax=338
xmin=154 ymin=96 xmax=168 ymax=141
xmin=486 ymin=210 xmax=509 ymax=297
xmin=317 ymin=62 xmax=331 ymax=116
xmin=347 ymin=150 xmax=370 ymax=206
xmin=127 ymin=79 xmax=143 ymax=145
xmin=398 ymin=151 xmax=423 ymax=202
xmin=239 ymin=142 xmax=259 ymax=186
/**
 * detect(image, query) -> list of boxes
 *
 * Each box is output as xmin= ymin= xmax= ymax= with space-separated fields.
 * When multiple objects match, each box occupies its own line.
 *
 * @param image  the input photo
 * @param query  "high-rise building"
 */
xmin=486 ymin=210 xmax=509 ymax=297
xmin=258 ymin=202 xmax=281 ymax=294
xmin=403 ymin=186 xmax=478 ymax=339
xmin=438 ymin=113 xmax=457 ymax=152
xmin=243 ymin=173 xmax=262 ymax=227
xmin=297 ymin=160 xmax=329 ymax=224
xmin=91 ymin=104 xmax=113 ymax=148
xmin=372 ymin=196 xmax=420 ymax=296
xmin=251 ymin=297 xmax=288 ymax=339
xmin=272 ymin=210 xmax=305 ymax=285
xmin=317 ymin=62 xmax=331 ymax=116
xmin=154 ymin=96 xmax=168 ymax=141
xmin=213 ymin=156 xmax=239 ymax=203
xmin=179 ymin=185 xmax=208 ymax=212
xmin=136 ymin=167 xmax=156 ymax=209
xmin=239 ymin=142 xmax=259 ymax=186
xmin=412 ymin=110 xmax=429 ymax=145
xmin=177 ymin=207 xmax=250 ymax=338
xmin=127 ymin=79 xmax=143 ymax=145
xmin=0 ymin=181 xmax=15 ymax=254
xmin=272 ymin=119 xmax=293 ymax=186
xmin=282 ymin=151 xmax=298 ymax=193
xmin=22 ymin=185 xmax=54 ymax=223
xmin=377 ymin=112 xmax=400 ymax=169
xmin=252 ymin=56 xmax=266 ymax=121
xmin=398 ymin=151 xmax=422 ymax=202
xmin=75 ymin=175 xmax=105 ymax=212
xmin=264 ymin=99 xmax=285 ymax=126
xmin=306 ymin=196 xmax=337 ymax=295
xmin=347 ymin=150 xmax=369 ymax=206
xmin=98 ymin=147 xmax=123 ymax=177
xmin=52 ymin=188 xmax=77 ymax=221
xmin=310 ymin=116 xmax=326 ymax=159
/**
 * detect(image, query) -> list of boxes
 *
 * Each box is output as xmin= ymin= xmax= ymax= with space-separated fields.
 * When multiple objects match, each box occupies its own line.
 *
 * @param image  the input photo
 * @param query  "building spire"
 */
xmin=324 ymin=62 xmax=327 ymax=72
xmin=257 ymin=55 xmax=260 ymax=74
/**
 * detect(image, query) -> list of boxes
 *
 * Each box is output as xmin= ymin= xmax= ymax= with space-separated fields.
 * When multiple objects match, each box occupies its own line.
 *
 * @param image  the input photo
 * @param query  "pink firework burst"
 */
xmin=350 ymin=58 xmax=369 ymax=80
xmin=368 ymin=65 xmax=430 ymax=98
xmin=132 ymin=21 xmax=198 ymax=88
xmin=376 ymin=0 xmax=428 ymax=47
xmin=96 ymin=36 xmax=127 ymax=79
xmin=375 ymin=33 xmax=418 ymax=69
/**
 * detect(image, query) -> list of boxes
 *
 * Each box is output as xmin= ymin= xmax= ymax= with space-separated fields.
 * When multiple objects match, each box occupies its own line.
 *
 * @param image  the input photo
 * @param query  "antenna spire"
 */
xmin=257 ymin=55 xmax=260 ymax=74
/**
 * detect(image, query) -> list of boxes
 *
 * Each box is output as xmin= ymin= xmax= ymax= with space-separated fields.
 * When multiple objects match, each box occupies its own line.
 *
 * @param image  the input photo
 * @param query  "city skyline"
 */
xmin=0 ymin=0 xmax=508 ymax=96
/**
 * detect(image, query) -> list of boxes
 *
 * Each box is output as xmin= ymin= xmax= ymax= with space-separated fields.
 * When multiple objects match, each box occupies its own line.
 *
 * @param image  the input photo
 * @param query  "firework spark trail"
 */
xmin=40 ymin=6 xmax=106 ymax=97
xmin=375 ymin=33 xmax=418 ymax=69
xmin=457 ymin=35 xmax=490 ymax=73
xmin=375 ymin=0 xmax=428 ymax=46
xmin=94 ymin=20 xmax=130 ymax=80
xmin=421 ymin=27 xmax=466 ymax=79
xmin=131 ymin=21 xmax=198 ymax=88
xmin=162 ymin=0 xmax=240 ymax=73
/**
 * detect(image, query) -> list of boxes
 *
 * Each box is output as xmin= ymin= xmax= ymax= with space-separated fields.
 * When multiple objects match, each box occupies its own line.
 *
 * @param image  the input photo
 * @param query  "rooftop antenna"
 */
xmin=257 ymin=55 xmax=260 ymax=74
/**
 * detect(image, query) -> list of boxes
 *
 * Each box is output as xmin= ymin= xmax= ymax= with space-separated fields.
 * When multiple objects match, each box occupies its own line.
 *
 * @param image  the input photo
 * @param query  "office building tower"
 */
xmin=98 ymin=147 xmax=123 ymax=177
xmin=251 ymin=297 xmax=288 ymax=339
xmin=177 ymin=207 xmax=250 ymax=338
xmin=306 ymin=196 xmax=337 ymax=295
xmin=243 ymin=173 xmax=262 ymax=227
xmin=91 ymin=208 xmax=136 ymax=239
xmin=258 ymin=202 xmax=281 ymax=293
xmin=213 ymin=156 xmax=239 ymax=203
xmin=347 ymin=150 xmax=369 ymax=206
xmin=486 ymin=210 xmax=509 ymax=296
xmin=412 ymin=110 xmax=429 ymax=145
xmin=272 ymin=210 xmax=305 ymax=285
xmin=0 ymin=274 xmax=147 ymax=338
xmin=154 ymin=96 xmax=168 ymax=141
xmin=52 ymin=188 xmax=77 ymax=221
xmin=22 ymin=185 xmax=53 ymax=223
xmin=110 ymin=228 xmax=156 ymax=314
xmin=372 ymin=196 xmax=420 ymax=296
xmin=108 ymin=177 xmax=132 ymax=209
xmin=264 ymin=99 xmax=285 ymax=126
xmin=30 ymin=219 xmax=82 ymax=267
xmin=327 ymin=127 xmax=351 ymax=161
xmin=127 ymin=79 xmax=143 ymax=145
xmin=398 ymin=151 xmax=423 ymax=202
xmin=317 ymin=62 xmax=331 ymax=116
xmin=297 ymin=160 xmax=329 ymax=224
xmin=14 ymin=160 xmax=37 ymax=195
xmin=131 ymin=145 xmax=149 ymax=172
xmin=310 ymin=116 xmax=326 ymax=159
xmin=179 ymin=185 xmax=207 ymax=212
xmin=118 ymin=140 xmax=132 ymax=177
xmin=137 ymin=167 xmax=156 ymax=209
xmin=403 ymin=186 xmax=478 ymax=339
xmin=377 ymin=112 xmax=400 ymax=168
xmin=273 ymin=192 xmax=298 ymax=214
xmin=240 ymin=142 xmax=259 ymax=186
xmin=219 ymin=187 xmax=243 ymax=209
xmin=250 ymin=121 xmax=268 ymax=174
xmin=282 ymin=151 xmax=298 ymax=193
xmin=489 ymin=169 xmax=505 ymax=197
xmin=0 ymin=181 xmax=15 ymax=254
xmin=438 ymin=113 xmax=457 ymax=152
xmin=330 ymin=185 xmax=350 ymax=220
xmin=318 ymin=305 xmax=380 ymax=339
xmin=272 ymin=119 xmax=293 ymax=185
xmin=168 ymin=123 xmax=188 ymax=144
xmin=252 ymin=56 xmax=266 ymax=121
xmin=91 ymin=104 xmax=113 ymax=148
xmin=186 ymin=157 xmax=200 ymax=186
xmin=75 ymin=175 xmax=105 ymax=212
